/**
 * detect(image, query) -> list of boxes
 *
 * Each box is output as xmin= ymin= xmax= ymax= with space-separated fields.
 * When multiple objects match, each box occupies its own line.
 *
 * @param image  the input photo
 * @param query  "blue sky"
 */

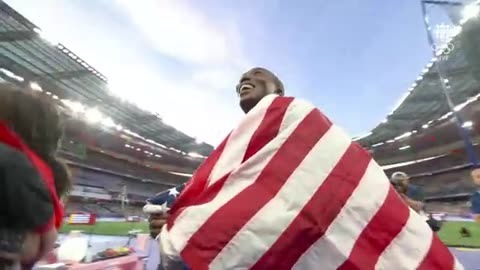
xmin=6 ymin=0 xmax=447 ymax=145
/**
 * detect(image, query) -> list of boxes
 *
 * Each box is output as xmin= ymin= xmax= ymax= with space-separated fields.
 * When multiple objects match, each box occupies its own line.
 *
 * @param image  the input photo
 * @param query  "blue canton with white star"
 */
xmin=147 ymin=182 xmax=186 ymax=209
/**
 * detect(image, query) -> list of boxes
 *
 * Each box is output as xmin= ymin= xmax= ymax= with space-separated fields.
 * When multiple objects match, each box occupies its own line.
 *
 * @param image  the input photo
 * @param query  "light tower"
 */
xmin=420 ymin=0 xmax=480 ymax=165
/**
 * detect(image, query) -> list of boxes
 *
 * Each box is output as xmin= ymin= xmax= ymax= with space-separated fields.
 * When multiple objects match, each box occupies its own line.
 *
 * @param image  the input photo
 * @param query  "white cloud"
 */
xmin=115 ymin=0 xmax=236 ymax=66
xmin=5 ymin=0 xmax=250 ymax=145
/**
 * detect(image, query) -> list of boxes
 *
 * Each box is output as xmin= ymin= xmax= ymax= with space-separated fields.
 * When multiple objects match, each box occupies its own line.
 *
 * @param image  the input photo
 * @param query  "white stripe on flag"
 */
xmin=207 ymin=94 xmax=276 ymax=187
xmin=292 ymin=161 xmax=390 ymax=270
xmin=375 ymin=208 xmax=433 ymax=270
xmin=454 ymin=258 xmax=465 ymax=270
xmin=169 ymin=99 xmax=315 ymax=253
xmin=209 ymin=125 xmax=350 ymax=269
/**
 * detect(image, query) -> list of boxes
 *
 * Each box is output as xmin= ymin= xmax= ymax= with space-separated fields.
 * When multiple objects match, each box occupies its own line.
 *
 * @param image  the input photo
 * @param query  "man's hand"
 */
xmin=149 ymin=213 xmax=167 ymax=239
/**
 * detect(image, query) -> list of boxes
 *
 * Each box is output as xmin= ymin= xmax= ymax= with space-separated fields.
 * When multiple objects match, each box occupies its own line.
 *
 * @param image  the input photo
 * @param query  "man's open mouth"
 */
xmin=239 ymin=83 xmax=254 ymax=96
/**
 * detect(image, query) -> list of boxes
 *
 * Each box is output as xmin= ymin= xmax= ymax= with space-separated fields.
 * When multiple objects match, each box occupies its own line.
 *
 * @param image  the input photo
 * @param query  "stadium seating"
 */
xmin=61 ymin=150 xmax=183 ymax=217
xmin=382 ymin=146 xmax=480 ymax=214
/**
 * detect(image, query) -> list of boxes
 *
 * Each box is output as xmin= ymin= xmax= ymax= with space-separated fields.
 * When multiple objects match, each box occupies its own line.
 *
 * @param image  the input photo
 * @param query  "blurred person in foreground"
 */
xmin=159 ymin=68 xmax=461 ymax=269
xmin=0 ymin=83 xmax=71 ymax=269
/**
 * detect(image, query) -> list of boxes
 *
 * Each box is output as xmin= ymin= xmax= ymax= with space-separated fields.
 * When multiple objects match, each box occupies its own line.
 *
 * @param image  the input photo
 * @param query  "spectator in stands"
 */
xmin=0 ymin=83 xmax=71 ymax=268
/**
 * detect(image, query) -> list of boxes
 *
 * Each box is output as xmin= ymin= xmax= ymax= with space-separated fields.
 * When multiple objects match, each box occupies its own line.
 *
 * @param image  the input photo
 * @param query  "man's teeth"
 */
xmin=240 ymin=84 xmax=253 ymax=92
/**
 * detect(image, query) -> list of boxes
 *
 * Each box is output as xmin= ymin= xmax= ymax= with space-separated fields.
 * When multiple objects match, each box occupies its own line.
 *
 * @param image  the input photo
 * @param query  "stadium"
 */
xmin=1 ymin=0 xmax=480 ymax=269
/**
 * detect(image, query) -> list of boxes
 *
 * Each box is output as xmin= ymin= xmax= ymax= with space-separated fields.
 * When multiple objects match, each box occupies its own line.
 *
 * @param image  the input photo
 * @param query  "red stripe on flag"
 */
xmin=168 ymin=133 xmax=230 ymax=228
xmin=337 ymin=187 xmax=409 ymax=270
xmin=242 ymin=97 xmax=294 ymax=162
xmin=251 ymin=143 xmax=371 ymax=270
xmin=417 ymin=233 xmax=455 ymax=270
xmin=169 ymin=97 xmax=292 ymax=228
xmin=181 ymin=109 xmax=332 ymax=269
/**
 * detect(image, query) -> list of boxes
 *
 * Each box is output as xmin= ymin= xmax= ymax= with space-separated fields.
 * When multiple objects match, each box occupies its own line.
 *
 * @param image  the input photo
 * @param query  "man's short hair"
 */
xmin=390 ymin=171 xmax=409 ymax=184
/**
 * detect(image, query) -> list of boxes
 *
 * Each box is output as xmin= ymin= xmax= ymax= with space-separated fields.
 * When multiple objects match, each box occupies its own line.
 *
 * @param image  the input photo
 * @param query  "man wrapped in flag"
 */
xmin=159 ymin=67 xmax=462 ymax=269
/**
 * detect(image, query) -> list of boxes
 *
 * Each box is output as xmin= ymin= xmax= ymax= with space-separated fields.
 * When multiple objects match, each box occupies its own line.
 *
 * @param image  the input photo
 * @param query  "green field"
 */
xmin=60 ymin=221 xmax=149 ymax=236
xmin=437 ymin=221 xmax=480 ymax=247
xmin=60 ymin=220 xmax=480 ymax=247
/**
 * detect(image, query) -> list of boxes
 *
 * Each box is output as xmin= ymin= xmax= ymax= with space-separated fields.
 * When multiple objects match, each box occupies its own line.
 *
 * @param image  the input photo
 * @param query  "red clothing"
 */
xmin=0 ymin=122 xmax=63 ymax=231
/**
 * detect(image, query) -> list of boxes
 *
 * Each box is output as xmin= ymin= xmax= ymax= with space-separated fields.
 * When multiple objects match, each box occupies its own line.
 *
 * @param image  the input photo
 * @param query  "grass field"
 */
xmin=60 ymin=221 xmax=149 ymax=236
xmin=60 ymin=220 xmax=480 ymax=247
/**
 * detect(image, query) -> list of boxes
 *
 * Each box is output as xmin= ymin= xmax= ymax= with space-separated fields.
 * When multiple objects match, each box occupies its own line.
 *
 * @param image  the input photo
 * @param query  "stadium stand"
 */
xmin=0 ymin=1 xmax=210 ymax=218
xmin=361 ymin=16 xmax=480 ymax=214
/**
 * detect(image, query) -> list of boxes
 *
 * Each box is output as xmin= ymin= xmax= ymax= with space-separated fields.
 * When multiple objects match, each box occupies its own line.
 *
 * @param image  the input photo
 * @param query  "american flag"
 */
xmin=143 ymin=183 xmax=187 ymax=214
xmin=67 ymin=213 xmax=96 ymax=225
xmin=161 ymin=95 xmax=462 ymax=270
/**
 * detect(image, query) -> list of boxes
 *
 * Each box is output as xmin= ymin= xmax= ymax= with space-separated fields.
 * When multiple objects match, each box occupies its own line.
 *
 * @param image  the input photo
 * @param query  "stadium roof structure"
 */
xmin=0 ymin=1 xmax=214 ymax=158
xmin=356 ymin=14 xmax=480 ymax=149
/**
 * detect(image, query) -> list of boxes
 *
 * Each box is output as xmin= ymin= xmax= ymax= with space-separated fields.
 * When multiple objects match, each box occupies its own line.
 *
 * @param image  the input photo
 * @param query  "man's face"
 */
xmin=236 ymin=67 xmax=280 ymax=113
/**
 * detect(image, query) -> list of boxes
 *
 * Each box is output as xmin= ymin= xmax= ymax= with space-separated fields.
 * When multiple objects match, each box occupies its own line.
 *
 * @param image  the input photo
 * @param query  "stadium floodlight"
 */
xmin=29 ymin=82 xmax=42 ymax=92
xmin=52 ymin=95 xmax=59 ymax=100
xmin=33 ymin=28 xmax=58 ymax=45
xmin=115 ymin=125 xmax=123 ymax=131
xmin=136 ymin=148 xmax=141 ymax=151
xmin=372 ymin=142 xmax=385 ymax=147
xmin=155 ymin=154 xmax=162 ymax=158
xmin=0 ymin=68 xmax=24 ymax=82
xmin=422 ymin=124 xmax=429 ymax=129
xmin=188 ymin=152 xmax=205 ymax=158
xmin=462 ymin=121 xmax=473 ymax=128
xmin=352 ymin=132 xmax=372 ymax=141
xmin=395 ymin=131 xmax=412 ymax=140
xmin=439 ymin=111 xmax=453 ymax=120
xmin=399 ymin=145 xmax=411 ymax=150
xmin=85 ymin=108 xmax=103 ymax=124
xmin=46 ymin=91 xmax=52 ymax=95
xmin=452 ymin=25 xmax=462 ymax=36
xmin=100 ymin=117 xmax=115 ymax=128
xmin=461 ymin=3 xmax=480 ymax=22
xmin=62 ymin=100 xmax=85 ymax=113
xmin=125 ymin=144 xmax=131 ymax=148
xmin=453 ymin=102 xmax=467 ymax=112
